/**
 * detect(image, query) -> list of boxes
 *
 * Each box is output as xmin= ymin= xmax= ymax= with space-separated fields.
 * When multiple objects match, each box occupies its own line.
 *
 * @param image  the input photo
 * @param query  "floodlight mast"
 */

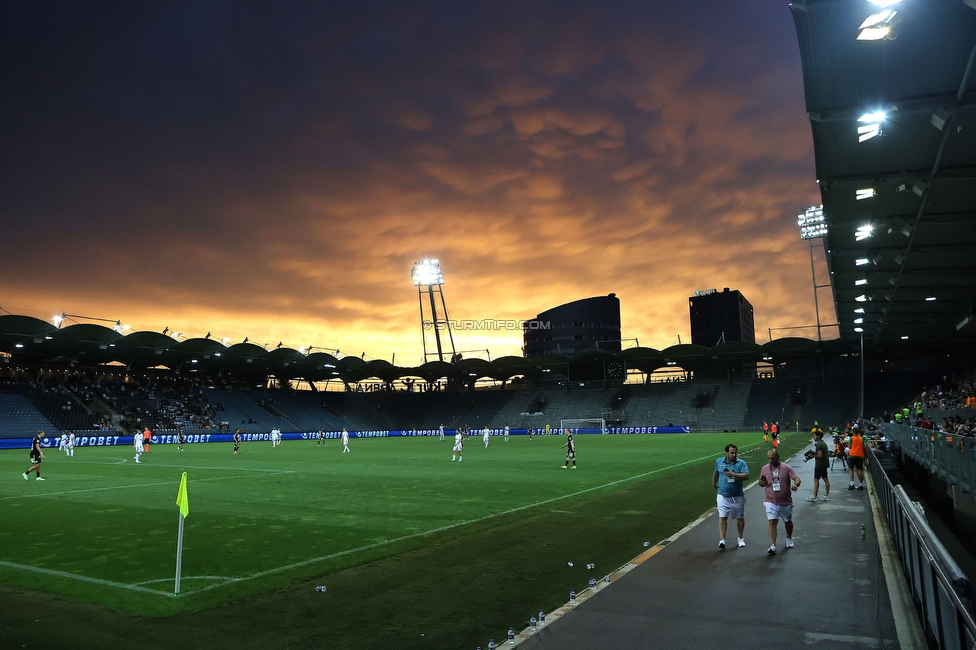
xmin=798 ymin=205 xmax=827 ymax=341
xmin=411 ymin=259 xmax=457 ymax=363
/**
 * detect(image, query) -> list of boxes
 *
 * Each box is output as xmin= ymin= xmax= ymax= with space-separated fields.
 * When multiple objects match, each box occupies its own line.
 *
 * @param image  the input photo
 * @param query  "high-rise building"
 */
xmin=523 ymin=295 xmax=621 ymax=358
xmin=689 ymin=288 xmax=754 ymax=347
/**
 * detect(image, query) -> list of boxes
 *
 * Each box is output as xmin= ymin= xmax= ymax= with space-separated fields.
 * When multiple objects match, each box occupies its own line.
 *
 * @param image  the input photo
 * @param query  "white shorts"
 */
xmin=717 ymin=494 xmax=745 ymax=519
xmin=764 ymin=503 xmax=794 ymax=523
xmin=453 ymin=443 xmax=462 ymax=452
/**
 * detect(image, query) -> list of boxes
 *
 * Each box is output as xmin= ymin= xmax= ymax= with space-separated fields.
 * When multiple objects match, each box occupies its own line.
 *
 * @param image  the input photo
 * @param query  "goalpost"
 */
xmin=559 ymin=418 xmax=607 ymax=435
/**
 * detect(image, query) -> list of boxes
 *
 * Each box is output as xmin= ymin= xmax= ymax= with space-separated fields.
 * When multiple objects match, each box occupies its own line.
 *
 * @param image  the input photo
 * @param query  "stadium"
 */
xmin=3 ymin=1 xmax=976 ymax=649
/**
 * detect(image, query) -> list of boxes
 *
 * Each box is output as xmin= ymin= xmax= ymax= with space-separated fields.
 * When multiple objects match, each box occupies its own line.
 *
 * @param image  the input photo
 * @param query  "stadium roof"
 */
xmin=792 ymin=0 xmax=976 ymax=350
xmin=0 ymin=315 xmax=861 ymax=383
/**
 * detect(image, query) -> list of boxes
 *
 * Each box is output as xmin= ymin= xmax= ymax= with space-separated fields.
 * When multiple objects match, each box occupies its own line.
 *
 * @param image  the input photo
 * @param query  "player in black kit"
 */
xmin=23 ymin=431 xmax=45 ymax=480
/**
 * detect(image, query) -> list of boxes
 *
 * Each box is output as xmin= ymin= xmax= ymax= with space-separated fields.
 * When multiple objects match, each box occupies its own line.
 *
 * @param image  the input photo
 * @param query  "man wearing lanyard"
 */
xmin=758 ymin=448 xmax=801 ymax=555
xmin=713 ymin=444 xmax=749 ymax=550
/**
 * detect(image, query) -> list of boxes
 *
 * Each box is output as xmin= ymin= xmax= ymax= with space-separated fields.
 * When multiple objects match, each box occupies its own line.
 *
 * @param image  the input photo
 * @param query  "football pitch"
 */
xmin=0 ymin=431 xmax=806 ymax=649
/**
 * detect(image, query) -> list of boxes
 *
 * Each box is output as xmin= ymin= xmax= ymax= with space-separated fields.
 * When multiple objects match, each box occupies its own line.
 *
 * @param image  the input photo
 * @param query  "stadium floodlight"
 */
xmin=855 ymin=224 xmax=873 ymax=241
xmin=797 ymin=205 xmax=826 ymax=240
xmin=854 ymin=327 xmax=864 ymax=333
xmin=925 ymin=296 xmax=937 ymax=302
xmin=868 ymin=0 xmax=902 ymax=8
xmin=855 ymin=279 xmax=868 ymax=286
xmin=412 ymin=258 xmax=456 ymax=363
xmin=855 ymin=258 xmax=871 ymax=266
xmin=855 ymin=294 xmax=868 ymax=302
xmin=855 ymin=188 xmax=876 ymax=200
xmin=857 ymin=111 xmax=886 ymax=141
xmin=857 ymin=26 xmax=891 ymax=40
xmin=412 ymin=258 xmax=444 ymax=286
xmin=52 ymin=313 xmax=65 ymax=327
xmin=854 ymin=318 xmax=864 ymax=324
xmin=855 ymin=308 xmax=865 ymax=313
xmin=901 ymin=336 xmax=909 ymax=340
xmin=860 ymin=9 xmax=896 ymax=29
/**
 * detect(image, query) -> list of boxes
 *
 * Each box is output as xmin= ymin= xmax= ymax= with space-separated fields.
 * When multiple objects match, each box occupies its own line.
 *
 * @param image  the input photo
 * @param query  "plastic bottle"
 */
xmin=508 ymin=627 xmax=515 ymax=645
xmin=570 ymin=590 xmax=576 ymax=604
xmin=529 ymin=615 xmax=537 ymax=631
xmin=538 ymin=610 xmax=546 ymax=627
xmin=488 ymin=639 xmax=497 ymax=650
xmin=588 ymin=577 xmax=596 ymax=589
xmin=861 ymin=524 xmax=867 ymax=540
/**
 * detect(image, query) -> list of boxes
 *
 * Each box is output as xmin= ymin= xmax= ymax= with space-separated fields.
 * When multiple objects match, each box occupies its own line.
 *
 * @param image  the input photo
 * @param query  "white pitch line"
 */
xmin=1 ymin=444 xmax=763 ymax=598
xmin=0 ymin=471 xmax=293 ymax=502
xmin=180 ymin=451 xmax=723 ymax=596
xmin=0 ymin=560 xmax=179 ymax=598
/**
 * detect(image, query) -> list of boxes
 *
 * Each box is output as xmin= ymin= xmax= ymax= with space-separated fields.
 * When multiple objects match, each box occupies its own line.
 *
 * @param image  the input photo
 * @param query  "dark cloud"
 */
xmin=0 ymin=1 xmax=829 ymax=360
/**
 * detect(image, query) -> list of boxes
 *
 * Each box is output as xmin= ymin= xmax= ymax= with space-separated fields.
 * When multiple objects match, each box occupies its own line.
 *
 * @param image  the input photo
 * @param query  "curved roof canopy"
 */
xmin=792 ymin=0 xmax=976 ymax=348
xmin=4 ymin=313 xmax=866 ymax=382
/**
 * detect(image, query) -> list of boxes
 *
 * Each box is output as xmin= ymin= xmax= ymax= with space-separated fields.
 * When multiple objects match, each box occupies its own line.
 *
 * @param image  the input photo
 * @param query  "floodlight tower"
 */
xmin=412 ymin=258 xmax=457 ymax=363
xmin=797 ymin=205 xmax=829 ymax=341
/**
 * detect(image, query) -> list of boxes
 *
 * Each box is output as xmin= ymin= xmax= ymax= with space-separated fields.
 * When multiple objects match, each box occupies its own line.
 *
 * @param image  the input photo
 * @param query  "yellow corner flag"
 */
xmin=176 ymin=472 xmax=189 ymax=518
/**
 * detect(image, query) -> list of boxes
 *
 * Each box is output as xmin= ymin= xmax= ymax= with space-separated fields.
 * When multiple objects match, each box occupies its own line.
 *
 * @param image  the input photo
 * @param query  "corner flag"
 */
xmin=176 ymin=471 xmax=189 ymax=518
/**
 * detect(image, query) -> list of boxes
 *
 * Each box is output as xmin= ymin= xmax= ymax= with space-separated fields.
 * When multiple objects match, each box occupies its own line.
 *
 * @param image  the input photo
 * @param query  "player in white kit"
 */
xmin=504 ymin=425 xmax=509 ymax=442
xmin=66 ymin=431 xmax=75 ymax=457
xmin=133 ymin=432 xmax=144 ymax=463
xmin=59 ymin=433 xmax=68 ymax=454
xmin=483 ymin=427 xmax=490 ymax=448
xmin=452 ymin=431 xmax=463 ymax=462
xmin=341 ymin=428 xmax=350 ymax=453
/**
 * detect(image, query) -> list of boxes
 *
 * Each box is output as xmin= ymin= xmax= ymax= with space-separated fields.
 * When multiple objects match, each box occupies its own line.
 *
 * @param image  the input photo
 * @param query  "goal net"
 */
xmin=559 ymin=418 xmax=607 ymax=435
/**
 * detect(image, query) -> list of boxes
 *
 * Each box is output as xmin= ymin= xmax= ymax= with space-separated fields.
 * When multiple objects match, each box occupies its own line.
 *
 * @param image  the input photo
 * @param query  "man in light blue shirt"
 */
xmin=713 ymin=444 xmax=750 ymax=550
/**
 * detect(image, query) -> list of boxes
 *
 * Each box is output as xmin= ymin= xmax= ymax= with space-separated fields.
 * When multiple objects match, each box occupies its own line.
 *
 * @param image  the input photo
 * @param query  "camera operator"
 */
xmin=806 ymin=429 xmax=830 ymax=502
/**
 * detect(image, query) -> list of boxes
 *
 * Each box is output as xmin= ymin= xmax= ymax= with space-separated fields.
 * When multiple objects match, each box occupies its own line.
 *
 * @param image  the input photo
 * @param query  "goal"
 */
xmin=559 ymin=418 xmax=607 ymax=435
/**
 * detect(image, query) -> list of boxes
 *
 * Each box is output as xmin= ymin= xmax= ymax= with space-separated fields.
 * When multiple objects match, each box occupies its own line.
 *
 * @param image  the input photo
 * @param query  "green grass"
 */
xmin=0 ymin=431 xmax=809 ymax=649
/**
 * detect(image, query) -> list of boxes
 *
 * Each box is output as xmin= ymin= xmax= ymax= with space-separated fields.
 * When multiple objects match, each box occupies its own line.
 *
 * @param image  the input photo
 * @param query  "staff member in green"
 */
xmin=713 ymin=443 xmax=749 ymax=550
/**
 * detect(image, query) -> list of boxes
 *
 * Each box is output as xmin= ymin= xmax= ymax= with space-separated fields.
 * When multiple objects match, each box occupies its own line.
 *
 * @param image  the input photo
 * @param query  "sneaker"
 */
xmin=23 ymin=473 xmax=29 ymax=481
xmin=821 ymin=496 xmax=830 ymax=502
xmin=737 ymin=538 xmax=746 ymax=548
xmin=848 ymin=484 xmax=855 ymax=490
xmin=719 ymin=540 xmax=726 ymax=550
xmin=857 ymin=485 xmax=865 ymax=490
xmin=785 ymin=538 xmax=794 ymax=549
xmin=806 ymin=496 xmax=817 ymax=502
xmin=36 ymin=477 xmax=45 ymax=481
xmin=135 ymin=459 xmax=141 ymax=463
xmin=767 ymin=545 xmax=777 ymax=555
xmin=571 ymin=466 xmax=577 ymax=470
xmin=457 ymin=458 xmax=461 ymax=462
xmin=561 ymin=465 xmax=568 ymax=469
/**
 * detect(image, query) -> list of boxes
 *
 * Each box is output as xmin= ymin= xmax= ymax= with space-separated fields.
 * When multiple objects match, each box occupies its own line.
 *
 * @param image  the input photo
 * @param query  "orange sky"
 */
xmin=0 ymin=1 xmax=835 ymax=365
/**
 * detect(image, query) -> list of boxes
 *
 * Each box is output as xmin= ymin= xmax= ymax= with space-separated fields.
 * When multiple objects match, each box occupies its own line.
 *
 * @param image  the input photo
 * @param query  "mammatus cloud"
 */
xmin=0 ymin=1 xmax=830 ymax=366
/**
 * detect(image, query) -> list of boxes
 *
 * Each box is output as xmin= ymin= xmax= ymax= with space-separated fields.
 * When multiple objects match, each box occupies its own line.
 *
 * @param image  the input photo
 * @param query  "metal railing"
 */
xmin=883 ymin=424 xmax=976 ymax=498
xmin=868 ymin=442 xmax=976 ymax=649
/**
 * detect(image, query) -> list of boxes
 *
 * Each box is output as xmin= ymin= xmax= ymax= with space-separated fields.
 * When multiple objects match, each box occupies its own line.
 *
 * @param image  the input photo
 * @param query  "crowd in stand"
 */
xmin=881 ymin=370 xmax=976 ymax=436
xmin=0 ymin=368 xmax=223 ymax=433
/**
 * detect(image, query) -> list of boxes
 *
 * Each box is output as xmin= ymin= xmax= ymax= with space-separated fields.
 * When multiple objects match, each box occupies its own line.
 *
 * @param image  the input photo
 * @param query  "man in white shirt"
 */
xmin=483 ymin=427 xmax=490 ymax=448
xmin=452 ymin=431 xmax=463 ymax=462
xmin=341 ymin=428 xmax=350 ymax=453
